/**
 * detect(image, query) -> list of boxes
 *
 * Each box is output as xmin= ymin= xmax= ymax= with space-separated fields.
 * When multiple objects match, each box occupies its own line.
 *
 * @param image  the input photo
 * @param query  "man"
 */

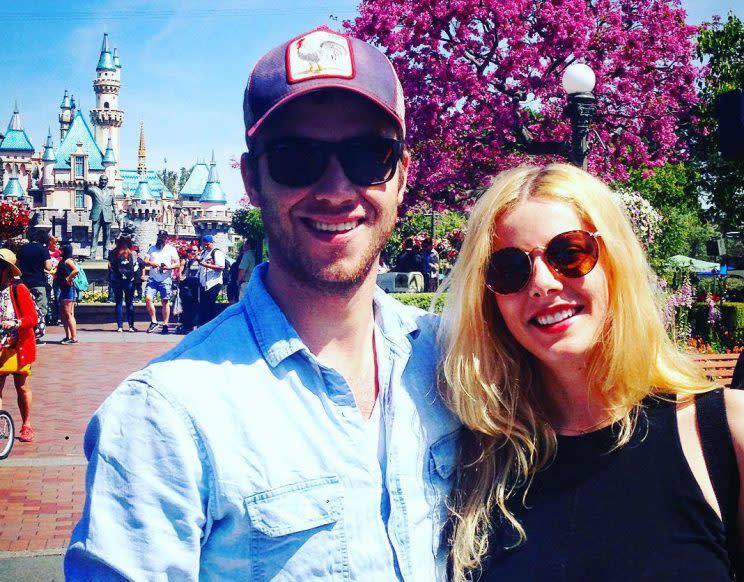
xmin=66 ymin=26 xmax=459 ymax=581
xmin=197 ymin=234 xmax=225 ymax=325
xmin=142 ymin=230 xmax=179 ymax=334
xmin=17 ymin=229 xmax=52 ymax=344
xmin=84 ymin=175 xmax=119 ymax=260
xmin=236 ymin=238 xmax=256 ymax=301
xmin=394 ymin=237 xmax=421 ymax=273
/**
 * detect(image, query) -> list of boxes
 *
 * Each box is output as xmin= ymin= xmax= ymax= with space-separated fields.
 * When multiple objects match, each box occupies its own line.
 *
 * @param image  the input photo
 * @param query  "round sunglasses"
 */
xmin=485 ymin=230 xmax=601 ymax=295
xmin=250 ymin=136 xmax=405 ymax=188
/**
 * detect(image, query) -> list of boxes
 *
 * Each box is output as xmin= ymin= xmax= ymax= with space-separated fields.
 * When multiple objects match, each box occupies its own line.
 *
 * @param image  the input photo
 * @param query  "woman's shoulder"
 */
xmin=723 ymin=388 xmax=744 ymax=456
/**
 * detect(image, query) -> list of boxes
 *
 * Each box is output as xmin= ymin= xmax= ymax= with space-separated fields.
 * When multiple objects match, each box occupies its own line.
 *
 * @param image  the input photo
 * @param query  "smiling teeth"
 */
xmin=312 ymin=220 xmax=358 ymax=232
xmin=536 ymin=308 xmax=576 ymax=326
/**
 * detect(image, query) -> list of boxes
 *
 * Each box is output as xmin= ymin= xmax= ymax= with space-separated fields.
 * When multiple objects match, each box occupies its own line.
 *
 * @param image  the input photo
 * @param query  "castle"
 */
xmin=0 ymin=33 xmax=232 ymax=255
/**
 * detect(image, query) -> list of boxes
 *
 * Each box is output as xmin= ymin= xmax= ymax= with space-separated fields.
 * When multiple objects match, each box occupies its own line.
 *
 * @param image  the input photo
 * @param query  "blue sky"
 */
xmin=0 ymin=0 xmax=740 ymax=206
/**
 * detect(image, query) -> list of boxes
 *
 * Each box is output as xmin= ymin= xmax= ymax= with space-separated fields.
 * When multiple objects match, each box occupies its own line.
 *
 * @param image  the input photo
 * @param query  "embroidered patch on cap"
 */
xmin=286 ymin=29 xmax=354 ymax=83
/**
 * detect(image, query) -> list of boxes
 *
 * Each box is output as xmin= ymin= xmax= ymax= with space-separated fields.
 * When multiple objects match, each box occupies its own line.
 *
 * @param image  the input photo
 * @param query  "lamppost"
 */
xmin=561 ymin=63 xmax=597 ymax=169
xmin=517 ymin=62 xmax=598 ymax=169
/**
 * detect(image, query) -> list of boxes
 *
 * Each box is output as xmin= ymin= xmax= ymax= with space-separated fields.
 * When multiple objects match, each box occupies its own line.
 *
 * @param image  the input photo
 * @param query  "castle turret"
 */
xmin=42 ymin=128 xmax=55 ymax=190
xmin=58 ymin=90 xmax=73 ymax=141
xmin=90 ymin=33 xmax=123 ymax=168
xmin=0 ymin=103 xmax=35 ymax=153
xmin=2 ymin=171 xmax=27 ymax=200
xmin=102 ymin=134 xmax=117 ymax=183
xmin=200 ymin=151 xmax=227 ymax=205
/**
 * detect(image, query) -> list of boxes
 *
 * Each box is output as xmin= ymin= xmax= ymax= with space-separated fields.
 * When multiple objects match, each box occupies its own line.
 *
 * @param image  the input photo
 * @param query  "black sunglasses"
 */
xmin=485 ymin=230 xmax=600 ymax=295
xmin=250 ymin=136 xmax=405 ymax=188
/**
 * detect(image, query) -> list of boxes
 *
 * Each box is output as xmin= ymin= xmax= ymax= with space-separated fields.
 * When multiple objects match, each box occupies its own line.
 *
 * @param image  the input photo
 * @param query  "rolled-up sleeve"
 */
xmin=65 ymin=379 xmax=211 ymax=581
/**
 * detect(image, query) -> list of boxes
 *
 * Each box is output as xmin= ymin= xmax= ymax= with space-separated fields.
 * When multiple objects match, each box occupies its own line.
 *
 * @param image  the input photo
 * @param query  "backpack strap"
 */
xmin=695 ymin=388 xmax=741 ymax=577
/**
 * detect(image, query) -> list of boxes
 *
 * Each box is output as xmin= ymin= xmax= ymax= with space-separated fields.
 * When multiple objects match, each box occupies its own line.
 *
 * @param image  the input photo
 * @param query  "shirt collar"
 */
xmin=243 ymin=263 xmax=423 ymax=368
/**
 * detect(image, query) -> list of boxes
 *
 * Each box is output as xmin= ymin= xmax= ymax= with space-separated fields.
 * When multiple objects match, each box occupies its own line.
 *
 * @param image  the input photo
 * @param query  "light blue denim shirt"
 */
xmin=66 ymin=263 xmax=460 ymax=581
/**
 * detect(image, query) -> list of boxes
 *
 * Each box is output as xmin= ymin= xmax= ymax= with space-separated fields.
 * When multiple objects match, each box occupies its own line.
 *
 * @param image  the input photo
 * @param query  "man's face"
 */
xmin=156 ymin=234 xmax=167 ymax=247
xmin=99 ymin=176 xmax=108 ymax=187
xmin=242 ymin=91 xmax=409 ymax=293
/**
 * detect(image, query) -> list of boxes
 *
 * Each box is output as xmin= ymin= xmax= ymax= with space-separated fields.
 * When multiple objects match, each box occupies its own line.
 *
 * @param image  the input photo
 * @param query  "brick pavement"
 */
xmin=0 ymin=323 xmax=180 ymax=560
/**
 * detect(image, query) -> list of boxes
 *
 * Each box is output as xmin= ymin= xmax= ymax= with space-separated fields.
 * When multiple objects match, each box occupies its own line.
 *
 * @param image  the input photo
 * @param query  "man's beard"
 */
xmin=259 ymin=199 xmax=395 ymax=296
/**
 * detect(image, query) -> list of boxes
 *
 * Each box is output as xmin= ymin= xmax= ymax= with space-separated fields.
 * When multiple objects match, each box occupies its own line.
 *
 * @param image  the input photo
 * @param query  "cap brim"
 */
xmin=246 ymin=84 xmax=404 ymax=139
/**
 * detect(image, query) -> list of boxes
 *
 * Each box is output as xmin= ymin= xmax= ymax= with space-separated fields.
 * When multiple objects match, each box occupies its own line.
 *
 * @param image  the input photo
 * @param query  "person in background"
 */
xmin=394 ymin=237 xmax=420 ymax=273
xmin=131 ymin=245 xmax=146 ymax=301
xmin=56 ymin=244 xmax=79 ymax=345
xmin=0 ymin=249 xmax=38 ymax=442
xmin=17 ymin=229 xmax=51 ymax=345
xmin=236 ymin=239 xmax=256 ymax=301
xmin=441 ymin=163 xmax=744 ymax=581
xmin=143 ymin=230 xmax=180 ymax=334
xmin=197 ymin=235 xmax=225 ymax=325
xmin=421 ymin=237 xmax=439 ymax=291
xmin=177 ymin=245 xmax=201 ymax=334
xmin=109 ymin=236 xmax=139 ymax=333
xmin=47 ymin=234 xmax=62 ymax=326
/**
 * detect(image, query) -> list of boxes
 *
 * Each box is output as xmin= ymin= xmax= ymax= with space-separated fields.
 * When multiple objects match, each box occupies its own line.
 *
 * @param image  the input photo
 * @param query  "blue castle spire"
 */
xmin=42 ymin=128 xmax=55 ymax=162
xmin=200 ymin=151 xmax=227 ymax=203
xmin=97 ymin=33 xmax=116 ymax=71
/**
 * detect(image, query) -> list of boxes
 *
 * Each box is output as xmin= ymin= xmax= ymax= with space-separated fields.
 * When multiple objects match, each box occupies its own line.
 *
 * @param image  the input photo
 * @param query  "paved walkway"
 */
xmin=0 ymin=323 xmax=180 ymax=579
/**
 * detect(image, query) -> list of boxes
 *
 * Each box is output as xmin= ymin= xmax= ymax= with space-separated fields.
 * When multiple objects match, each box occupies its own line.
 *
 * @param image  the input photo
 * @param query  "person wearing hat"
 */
xmin=196 ymin=234 xmax=225 ymax=325
xmin=0 ymin=248 xmax=38 ymax=443
xmin=67 ymin=26 xmax=459 ymax=581
xmin=142 ymin=230 xmax=180 ymax=334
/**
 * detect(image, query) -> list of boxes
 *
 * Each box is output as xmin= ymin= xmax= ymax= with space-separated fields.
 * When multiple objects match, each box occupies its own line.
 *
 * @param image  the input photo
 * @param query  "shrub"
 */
xmin=390 ymin=292 xmax=445 ymax=313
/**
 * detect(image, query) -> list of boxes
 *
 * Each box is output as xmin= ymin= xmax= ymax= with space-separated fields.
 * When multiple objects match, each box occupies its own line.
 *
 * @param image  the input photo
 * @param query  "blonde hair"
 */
xmin=439 ymin=164 xmax=712 ymax=581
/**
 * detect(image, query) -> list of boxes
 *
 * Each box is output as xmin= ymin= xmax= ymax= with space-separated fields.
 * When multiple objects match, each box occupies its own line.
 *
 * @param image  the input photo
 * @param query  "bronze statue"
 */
xmin=85 ymin=175 xmax=120 ymax=260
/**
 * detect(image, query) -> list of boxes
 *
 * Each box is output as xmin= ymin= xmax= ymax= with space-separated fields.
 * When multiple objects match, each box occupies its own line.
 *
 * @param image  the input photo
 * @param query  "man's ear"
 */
xmin=397 ymin=148 xmax=411 ymax=206
xmin=241 ymin=152 xmax=261 ymax=208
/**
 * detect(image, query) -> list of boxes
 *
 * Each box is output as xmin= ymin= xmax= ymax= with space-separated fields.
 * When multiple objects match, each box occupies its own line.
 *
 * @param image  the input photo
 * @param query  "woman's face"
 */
xmin=0 ymin=262 xmax=13 ymax=288
xmin=491 ymin=198 xmax=609 ymax=372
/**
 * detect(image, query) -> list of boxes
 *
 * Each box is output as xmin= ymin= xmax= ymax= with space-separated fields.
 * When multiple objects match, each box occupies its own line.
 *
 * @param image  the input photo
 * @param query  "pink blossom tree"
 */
xmin=347 ymin=0 xmax=701 ymax=209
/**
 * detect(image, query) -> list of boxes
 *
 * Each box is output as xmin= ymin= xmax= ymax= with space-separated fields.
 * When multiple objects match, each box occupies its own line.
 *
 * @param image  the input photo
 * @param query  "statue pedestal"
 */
xmin=77 ymin=260 xmax=111 ymax=289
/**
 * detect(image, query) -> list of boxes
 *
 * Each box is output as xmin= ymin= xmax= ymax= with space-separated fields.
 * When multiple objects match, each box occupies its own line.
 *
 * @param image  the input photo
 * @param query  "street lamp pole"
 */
xmin=562 ymin=63 xmax=597 ymax=169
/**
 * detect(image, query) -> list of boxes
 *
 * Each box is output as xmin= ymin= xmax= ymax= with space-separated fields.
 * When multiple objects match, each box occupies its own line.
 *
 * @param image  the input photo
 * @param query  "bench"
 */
xmin=694 ymin=353 xmax=742 ymax=388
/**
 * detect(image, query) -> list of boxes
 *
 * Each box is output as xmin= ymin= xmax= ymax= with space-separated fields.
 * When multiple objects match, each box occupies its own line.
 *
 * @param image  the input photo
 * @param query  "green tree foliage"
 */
xmin=385 ymin=207 xmax=468 ymax=261
xmin=694 ymin=13 xmax=744 ymax=229
xmin=624 ymin=164 xmax=698 ymax=211
xmin=161 ymin=169 xmax=178 ymax=194
xmin=177 ymin=167 xmax=192 ymax=193
xmin=231 ymin=207 xmax=264 ymax=242
xmin=648 ymin=206 xmax=719 ymax=270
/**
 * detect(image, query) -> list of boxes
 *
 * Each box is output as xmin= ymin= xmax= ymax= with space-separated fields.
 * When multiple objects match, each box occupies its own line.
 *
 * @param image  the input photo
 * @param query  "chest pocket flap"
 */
xmin=429 ymin=429 xmax=460 ymax=480
xmin=246 ymin=477 xmax=343 ymax=537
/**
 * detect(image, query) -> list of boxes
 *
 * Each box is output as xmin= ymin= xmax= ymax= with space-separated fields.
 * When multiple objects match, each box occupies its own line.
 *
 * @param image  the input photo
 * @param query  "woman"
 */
xmin=0 ymin=248 xmax=38 ymax=442
xmin=47 ymin=234 xmax=62 ymax=326
xmin=108 ymin=236 xmax=138 ymax=332
xmin=177 ymin=245 xmax=201 ymax=334
xmin=441 ymin=164 xmax=744 ymax=581
xmin=56 ymin=243 xmax=79 ymax=345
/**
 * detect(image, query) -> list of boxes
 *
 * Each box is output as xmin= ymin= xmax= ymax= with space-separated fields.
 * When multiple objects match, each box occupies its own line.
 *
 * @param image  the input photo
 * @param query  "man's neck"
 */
xmin=265 ymin=264 xmax=380 ymax=418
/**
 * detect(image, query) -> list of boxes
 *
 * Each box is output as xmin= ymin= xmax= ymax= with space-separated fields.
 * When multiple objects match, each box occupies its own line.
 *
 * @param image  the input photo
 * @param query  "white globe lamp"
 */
xmin=562 ymin=63 xmax=596 ymax=95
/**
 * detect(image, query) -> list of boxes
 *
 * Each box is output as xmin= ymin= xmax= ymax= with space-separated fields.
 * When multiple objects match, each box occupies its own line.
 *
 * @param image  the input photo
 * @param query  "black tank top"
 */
xmin=478 ymin=396 xmax=731 ymax=582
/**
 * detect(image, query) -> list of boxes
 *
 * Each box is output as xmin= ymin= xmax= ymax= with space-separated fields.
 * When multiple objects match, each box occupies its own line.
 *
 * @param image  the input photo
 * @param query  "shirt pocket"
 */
xmin=245 ymin=476 xmax=349 ymax=582
xmin=428 ymin=428 xmax=459 ymax=485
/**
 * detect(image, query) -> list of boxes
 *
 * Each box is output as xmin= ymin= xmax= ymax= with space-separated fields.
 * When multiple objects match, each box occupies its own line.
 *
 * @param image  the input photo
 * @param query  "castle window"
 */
xmin=74 ymin=156 xmax=84 ymax=178
xmin=104 ymin=102 xmax=110 ymax=109
xmin=75 ymin=189 xmax=85 ymax=209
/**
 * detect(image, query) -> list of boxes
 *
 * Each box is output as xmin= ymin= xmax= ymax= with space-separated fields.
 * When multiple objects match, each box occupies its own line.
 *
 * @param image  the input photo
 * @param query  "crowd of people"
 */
xmin=108 ymin=230 xmax=257 ymax=334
